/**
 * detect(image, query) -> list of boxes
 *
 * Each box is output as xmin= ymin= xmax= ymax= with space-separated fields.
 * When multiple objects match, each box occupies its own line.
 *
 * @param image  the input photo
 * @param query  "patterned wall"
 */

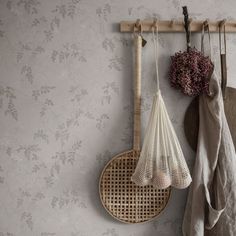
xmin=1 ymin=0 xmax=236 ymax=235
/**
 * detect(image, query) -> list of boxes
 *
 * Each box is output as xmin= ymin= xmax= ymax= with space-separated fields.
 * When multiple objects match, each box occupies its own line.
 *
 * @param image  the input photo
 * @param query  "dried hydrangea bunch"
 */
xmin=169 ymin=47 xmax=214 ymax=96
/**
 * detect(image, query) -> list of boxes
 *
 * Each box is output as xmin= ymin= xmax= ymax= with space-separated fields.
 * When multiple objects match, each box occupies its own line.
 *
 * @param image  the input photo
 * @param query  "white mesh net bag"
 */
xmin=131 ymin=26 xmax=192 ymax=189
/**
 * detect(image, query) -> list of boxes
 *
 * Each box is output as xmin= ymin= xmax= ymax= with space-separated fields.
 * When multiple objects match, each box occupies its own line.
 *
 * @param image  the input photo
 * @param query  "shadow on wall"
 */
xmin=111 ymin=23 xmax=120 ymax=33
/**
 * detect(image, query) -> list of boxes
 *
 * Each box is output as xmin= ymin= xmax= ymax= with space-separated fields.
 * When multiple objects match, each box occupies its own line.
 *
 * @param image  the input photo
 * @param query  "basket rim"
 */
xmin=98 ymin=149 xmax=172 ymax=224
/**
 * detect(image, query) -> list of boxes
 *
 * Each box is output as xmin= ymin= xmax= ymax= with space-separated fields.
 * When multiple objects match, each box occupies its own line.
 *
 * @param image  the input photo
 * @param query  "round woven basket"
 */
xmin=99 ymin=150 xmax=171 ymax=224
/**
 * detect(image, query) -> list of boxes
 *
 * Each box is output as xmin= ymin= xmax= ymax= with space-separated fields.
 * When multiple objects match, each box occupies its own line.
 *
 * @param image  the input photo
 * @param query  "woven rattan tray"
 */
xmin=99 ymin=150 xmax=171 ymax=223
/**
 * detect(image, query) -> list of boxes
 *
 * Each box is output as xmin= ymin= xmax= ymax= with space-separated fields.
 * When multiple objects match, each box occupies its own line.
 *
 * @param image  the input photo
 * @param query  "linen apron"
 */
xmin=182 ymin=25 xmax=236 ymax=236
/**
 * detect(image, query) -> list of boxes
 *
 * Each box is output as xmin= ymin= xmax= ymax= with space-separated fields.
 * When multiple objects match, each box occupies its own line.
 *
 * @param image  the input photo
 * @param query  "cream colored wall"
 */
xmin=1 ymin=0 xmax=236 ymax=235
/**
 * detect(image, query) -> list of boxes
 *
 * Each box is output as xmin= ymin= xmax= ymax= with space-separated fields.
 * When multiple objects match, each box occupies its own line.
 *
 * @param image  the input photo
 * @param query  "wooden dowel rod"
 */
xmin=133 ymin=35 xmax=141 ymax=152
xmin=120 ymin=20 xmax=236 ymax=33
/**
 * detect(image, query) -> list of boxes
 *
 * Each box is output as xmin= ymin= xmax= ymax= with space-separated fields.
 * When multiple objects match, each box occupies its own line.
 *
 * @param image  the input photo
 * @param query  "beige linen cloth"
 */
xmin=182 ymin=70 xmax=236 ymax=235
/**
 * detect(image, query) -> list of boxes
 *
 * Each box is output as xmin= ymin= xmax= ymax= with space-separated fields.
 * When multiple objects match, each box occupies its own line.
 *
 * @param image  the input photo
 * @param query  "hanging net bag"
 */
xmin=131 ymin=22 xmax=192 ymax=189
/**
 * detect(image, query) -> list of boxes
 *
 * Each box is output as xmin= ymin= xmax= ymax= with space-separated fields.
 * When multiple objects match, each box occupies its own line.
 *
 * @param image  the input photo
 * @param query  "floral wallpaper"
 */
xmin=1 ymin=0 xmax=236 ymax=235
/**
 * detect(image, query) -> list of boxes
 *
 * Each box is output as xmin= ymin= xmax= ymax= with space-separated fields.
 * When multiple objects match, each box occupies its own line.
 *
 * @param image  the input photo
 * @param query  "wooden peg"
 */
xmin=152 ymin=18 xmax=158 ymax=31
xmin=219 ymin=19 xmax=226 ymax=29
xmin=170 ymin=19 xmax=175 ymax=28
xmin=203 ymin=19 xmax=209 ymax=27
xmin=135 ymin=19 xmax=141 ymax=28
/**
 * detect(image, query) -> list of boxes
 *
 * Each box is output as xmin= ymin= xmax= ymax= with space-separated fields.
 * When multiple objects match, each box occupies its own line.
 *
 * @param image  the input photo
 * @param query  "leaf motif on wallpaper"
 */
xmin=16 ymin=42 xmax=31 ymax=62
xmin=6 ymin=0 xmax=13 ymax=11
xmin=17 ymin=42 xmax=45 ymax=63
xmin=33 ymin=129 xmax=49 ymax=144
xmin=32 ymin=162 xmax=47 ymax=173
xmin=102 ymin=37 xmax=130 ymax=54
xmin=17 ymin=188 xmax=31 ymax=208
xmin=0 ymin=176 xmax=4 ymax=184
xmin=45 ymin=141 xmax=82 ymax=187
xmin=171 ymin=0 xmax=181 ymax=9
xmin=41 ymin=0 xmax=81 ymax=42
xmin=53 ymin=4 xmax=67 ymax=18
xmin=52 ymin=0 xmax=81 ymax=19
xmin=0 ymin=233 xmax=15 ymax=236
xmin=17 ymin=198 xmax=24 ymax=208
xmin=0 ymin=86 xmax=18 ymax=120
xmin=128 ymin=7 xmax=132 ymax=16
xmin=31 ymin=16 xmax=47 ymax=27
xmin=32 ymin=46 xmax=45 ymax=56
xmin=32 ymin=192 xmax=45 ymax=201
xmin=21 ymin=212 xmax=33 ymax=231
xmin=32 ymin=86 xmax=55 ymax=101
xmin=136 ymin=5 xmax=161 ymax=19
xmin=44 ymin=176 xmax=54 ymax=188
xmin=69 ymin=87 xmax=88 ymax=103
xmin=141 ymin=94 xmax=152 ymax=113
xmin=108 ymin=56 xmax=124 ymax=71
xmin=54 ymin=141 xmax=81 ymax=166
xmin=51 ymin=44 xmax=86 ymax=63
xmin=51 ymin=141 xmax=82 ymax=171
xmin=21 ymin=65 xmax=34 ymax=84
xmin=5 ymin=99 xmax=18 ymax=121
xmin=96 ymin=3 xmax=111 ymax=22
xmin=44 ymin=30 xmax=54 ymax=42
xmin=55 ymin=124 xmax=70 ymax=146
xmin=157 ymin=34 xmax=166 ymax=48
xmin=50 ymin=162 xmax=60 ymax=177
xmin=16 ymin=52 xmax=23 ymax=63
xmin=51 ymin=189 xmax=87 ymax=209
xmin=102 ymin=38 xmax=115 ymax=52
xmin=102 ymin=229 xmax=119 ymax=236
xmin=17 ymin=144 xmax=41 ymax=160
xmin=17 ymin=0 xmax=41 ymax=15
xmin=55 ymin=111 xmax=84 ymax=146
xmin=0 ymin=19 xmax=4 ymax=37
xmin=50 ymin=16 xmax=60 ymax=31
xmin=117 ymin=37 xmax=130 ymax=47
xmin=41 ymin=233 xmax=56 ymax=236
xmin=40 ymin=99 xmax=54 ymax=117
xmin=80 ymin=110 xmax=94 ymax=120
xmin=0 ymin=145 xmax=12 ymax=157
xmin=128 ymin=6 xmax=161 ymax=20
xmin=101 ymin=82 xmax=119 ymax=105
xmin=68 ymin=0 xmax=81 ymax=18
xmin=32 ymin=86 xmax=55 ymax=117
xmin=96 ymin=114 xmax=109 ymax=131
xmin=141 ymin=100 xmax=151 ymax=113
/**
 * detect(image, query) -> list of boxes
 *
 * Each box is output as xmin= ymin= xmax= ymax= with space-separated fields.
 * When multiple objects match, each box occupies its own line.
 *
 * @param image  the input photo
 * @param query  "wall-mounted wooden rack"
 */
xmin=120 ymin=20 xmax=236 ymax=33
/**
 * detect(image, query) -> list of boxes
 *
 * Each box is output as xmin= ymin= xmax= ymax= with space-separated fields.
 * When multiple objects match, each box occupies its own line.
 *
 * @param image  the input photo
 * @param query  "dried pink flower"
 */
xmin=169 ymin=47 xmax=214 ymax=96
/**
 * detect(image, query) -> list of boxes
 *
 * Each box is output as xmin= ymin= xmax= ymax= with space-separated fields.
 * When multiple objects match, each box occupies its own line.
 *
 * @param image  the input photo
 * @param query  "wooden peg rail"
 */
xmin=120 ymin=20 xmax=236 ymax=33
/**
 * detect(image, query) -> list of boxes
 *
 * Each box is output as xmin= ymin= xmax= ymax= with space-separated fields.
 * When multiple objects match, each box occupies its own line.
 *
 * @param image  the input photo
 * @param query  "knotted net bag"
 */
xmin=131 ymin=26 xmax=192 ymax=189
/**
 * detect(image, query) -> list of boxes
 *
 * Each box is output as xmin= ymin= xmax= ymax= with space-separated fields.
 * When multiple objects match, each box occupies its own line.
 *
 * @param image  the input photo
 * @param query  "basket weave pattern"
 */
xmin=99 ymin=150 xmax=171 ymax=223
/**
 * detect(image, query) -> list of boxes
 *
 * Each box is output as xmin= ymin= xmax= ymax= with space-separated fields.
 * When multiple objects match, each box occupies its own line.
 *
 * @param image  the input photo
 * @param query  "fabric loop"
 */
xmin=201 ymin=23 xmax=212 ymax=59
xmin=151 ymin=26 xmax=160 ymax=91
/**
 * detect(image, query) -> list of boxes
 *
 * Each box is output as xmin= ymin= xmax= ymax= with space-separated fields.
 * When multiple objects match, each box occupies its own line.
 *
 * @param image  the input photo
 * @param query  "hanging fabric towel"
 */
xmin=131 ymin=25 xmax=192 ymax=189
xmin=182 ymin=24 xmax=236 ymax=236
